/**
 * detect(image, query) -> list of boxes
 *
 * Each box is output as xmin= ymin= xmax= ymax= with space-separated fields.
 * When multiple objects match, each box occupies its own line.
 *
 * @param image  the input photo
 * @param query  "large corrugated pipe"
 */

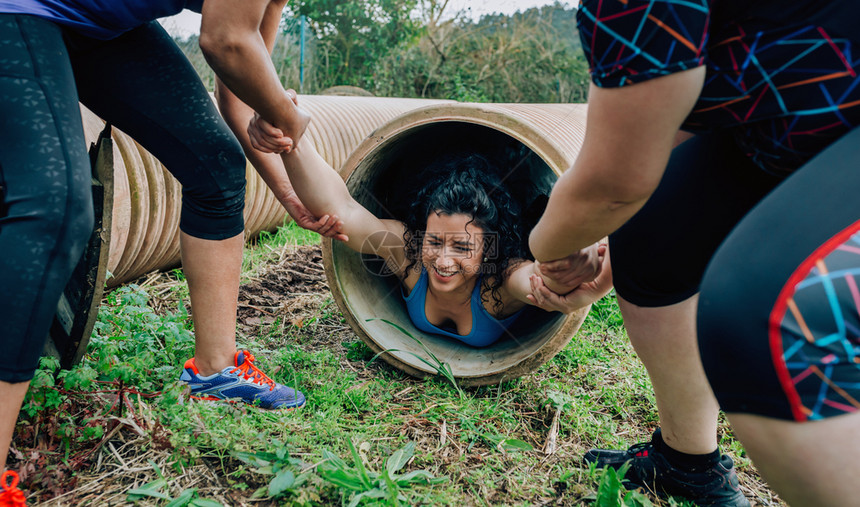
xmin=77 ymin=97 xmax=593 ymax=386
xmin=322 ymin=102 xmax=589 ymax=386
xmin=78 ymin=95 xmax=448 ymax=286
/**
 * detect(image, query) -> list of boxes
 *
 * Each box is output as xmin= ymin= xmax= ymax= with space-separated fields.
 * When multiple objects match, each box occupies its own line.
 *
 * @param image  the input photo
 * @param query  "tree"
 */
xmin=171 ymin=1 xmax=591 ymax=103
xmin=291 ymin=0 xmax=424 ymax=90
xmin=372 ymin=2 xmax=589 ymax=103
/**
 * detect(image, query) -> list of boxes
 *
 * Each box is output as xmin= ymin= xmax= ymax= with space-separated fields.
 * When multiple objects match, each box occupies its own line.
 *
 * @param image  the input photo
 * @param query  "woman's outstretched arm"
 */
xmin=529 ymin=68 xmax=704 ymax=261
xmin=211 ymin=2 xmax=343 ymax=240
xmin=249 ymin=111 xmax=410 ymax=276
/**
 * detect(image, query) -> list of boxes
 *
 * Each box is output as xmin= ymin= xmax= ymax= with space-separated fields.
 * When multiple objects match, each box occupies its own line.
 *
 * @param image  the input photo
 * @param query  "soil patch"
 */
xmin=237 ymin=244 xmax=328 ymax=331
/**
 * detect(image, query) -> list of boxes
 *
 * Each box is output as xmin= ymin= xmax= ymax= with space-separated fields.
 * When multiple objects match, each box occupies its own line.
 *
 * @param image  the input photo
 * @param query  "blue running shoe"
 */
xmin=179 ymin=350 xmax=305 ymax=410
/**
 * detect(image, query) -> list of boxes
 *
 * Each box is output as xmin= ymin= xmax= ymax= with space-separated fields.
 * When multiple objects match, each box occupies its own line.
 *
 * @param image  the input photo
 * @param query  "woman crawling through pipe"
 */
xmin=248 ymin=92 xmax=613 ymax=348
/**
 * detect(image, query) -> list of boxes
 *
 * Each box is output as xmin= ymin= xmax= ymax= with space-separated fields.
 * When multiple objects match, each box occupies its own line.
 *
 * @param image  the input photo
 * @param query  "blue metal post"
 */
xmin=299 ymin=15 xmax=307 ymax=93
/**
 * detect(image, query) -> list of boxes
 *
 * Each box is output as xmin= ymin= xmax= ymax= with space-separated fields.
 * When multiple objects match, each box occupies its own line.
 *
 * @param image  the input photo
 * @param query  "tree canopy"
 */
xmin=176 ymin=1 xmax=590 ymax=103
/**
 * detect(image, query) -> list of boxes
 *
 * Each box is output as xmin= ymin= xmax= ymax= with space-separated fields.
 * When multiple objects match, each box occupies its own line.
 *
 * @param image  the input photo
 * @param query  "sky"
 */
xmin=158 ymin=1 xmax=572 ymax=38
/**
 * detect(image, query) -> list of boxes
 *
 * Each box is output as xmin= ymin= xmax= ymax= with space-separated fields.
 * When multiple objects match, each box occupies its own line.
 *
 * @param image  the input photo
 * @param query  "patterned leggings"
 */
xmin=698 ymin=127 xmax=860 ymax=421
xmin=579 ymin=0 xmax=860 ymax=421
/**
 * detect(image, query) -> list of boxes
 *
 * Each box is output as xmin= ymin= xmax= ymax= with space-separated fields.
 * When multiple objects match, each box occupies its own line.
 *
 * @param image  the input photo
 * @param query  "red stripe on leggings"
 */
xmin=768 ymin=219 xmax=860 ymax=422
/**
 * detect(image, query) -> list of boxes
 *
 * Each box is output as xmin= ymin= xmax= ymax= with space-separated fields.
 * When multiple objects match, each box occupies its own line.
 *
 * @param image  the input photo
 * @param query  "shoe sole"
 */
xmin=189 ymin=394 xmax=305 ymax=411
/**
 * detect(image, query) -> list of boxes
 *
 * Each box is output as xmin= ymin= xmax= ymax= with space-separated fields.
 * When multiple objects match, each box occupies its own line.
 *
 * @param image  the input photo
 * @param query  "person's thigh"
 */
xmin=0 ymin=14 xmax=94 ymax=381
xmin=698 ymin=126 xmax=860 ymax=421
xmin=609 ymin=130 xmax=783 ymax=307
xmin=66 ymin=22 xmax=247 ymax=240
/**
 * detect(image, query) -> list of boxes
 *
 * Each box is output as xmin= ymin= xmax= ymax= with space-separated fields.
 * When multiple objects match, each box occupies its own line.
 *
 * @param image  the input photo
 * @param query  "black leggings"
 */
xmin=610 ymin=130 xmax=860 ymax=421
xmin=0 ymin=15 xmax=246 ymax=382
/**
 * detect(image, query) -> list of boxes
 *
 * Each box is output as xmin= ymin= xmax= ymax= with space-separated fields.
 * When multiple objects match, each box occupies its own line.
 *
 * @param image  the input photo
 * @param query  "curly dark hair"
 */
xmin=402 ymin=154 xmax=529 ymax=313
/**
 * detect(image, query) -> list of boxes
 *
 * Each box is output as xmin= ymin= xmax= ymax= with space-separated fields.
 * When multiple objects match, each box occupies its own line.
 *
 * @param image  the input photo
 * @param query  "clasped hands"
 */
xmin=247 ymin=90 xmax=347 ymax=241
xmin=526 ymin=242 xmax=611 ymax=313
xmin=248 ymin=89 xmax=301 ymax=155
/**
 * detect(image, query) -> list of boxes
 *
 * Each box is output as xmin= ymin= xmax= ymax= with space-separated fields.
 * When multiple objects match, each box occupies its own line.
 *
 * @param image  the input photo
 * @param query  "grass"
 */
xmin=14 ymin=220 xmax=783 ymax=506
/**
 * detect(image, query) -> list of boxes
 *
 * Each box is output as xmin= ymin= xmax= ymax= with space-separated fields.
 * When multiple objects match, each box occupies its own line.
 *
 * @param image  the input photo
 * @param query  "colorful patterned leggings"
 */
xmin=698 ymin=127 xmax=860 ymax=421
xmin=610 ymin=127 xmax=860 ymax=421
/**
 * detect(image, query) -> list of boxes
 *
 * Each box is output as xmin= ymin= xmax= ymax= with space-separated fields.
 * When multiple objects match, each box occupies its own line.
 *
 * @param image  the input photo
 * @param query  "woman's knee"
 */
xmin=178 ymin=143 xmax=247 ymax=240
xmin=609 ymin=230 xmax=701 ymax=307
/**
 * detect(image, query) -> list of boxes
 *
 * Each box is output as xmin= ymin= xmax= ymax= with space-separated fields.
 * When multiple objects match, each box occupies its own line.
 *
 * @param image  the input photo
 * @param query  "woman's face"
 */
xmin=422 ymin=212 xmax=485 ymax=294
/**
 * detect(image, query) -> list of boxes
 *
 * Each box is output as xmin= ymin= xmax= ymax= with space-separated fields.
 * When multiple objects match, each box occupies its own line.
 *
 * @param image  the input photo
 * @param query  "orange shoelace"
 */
xmin=230 ymin=351 xmax=276 ymax=391
xmin=0 ymin=471 xmax=26 ymax=507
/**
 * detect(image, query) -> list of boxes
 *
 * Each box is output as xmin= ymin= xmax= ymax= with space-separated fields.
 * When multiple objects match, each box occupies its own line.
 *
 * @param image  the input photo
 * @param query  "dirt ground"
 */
xmin=237 ymin=245 xmax=329 ymax=331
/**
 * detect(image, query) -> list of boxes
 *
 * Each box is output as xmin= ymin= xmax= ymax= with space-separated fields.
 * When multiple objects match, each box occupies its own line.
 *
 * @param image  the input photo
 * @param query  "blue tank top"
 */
xmin=402 ymin=268 xmax=523 ymax=348
xmin=0 ymin=0 xmax=203 ymax=39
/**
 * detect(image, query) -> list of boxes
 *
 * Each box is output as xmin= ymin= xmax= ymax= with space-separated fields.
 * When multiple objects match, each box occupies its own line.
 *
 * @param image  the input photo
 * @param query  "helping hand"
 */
xmin=536 ymin=242 xmax=606 ymax=294
xmin=526 ymin=249 xmax=613 ymax=313
xmin=282 ymin=193 xmax=348 ymax=242
xmin=247 ymin=89 xmax=303 ymax=154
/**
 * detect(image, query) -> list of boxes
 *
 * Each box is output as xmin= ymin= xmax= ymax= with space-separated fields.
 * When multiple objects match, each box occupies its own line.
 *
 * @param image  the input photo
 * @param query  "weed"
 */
xmin=368 ymin=318 xmax=464 ymax=399
xmin=232 ymin=442 xmax=308 ymax=498
xmin=591 ymin=464 xmax=653 ymax=507
xmin=127 ymin=481 xmax=224 ymax=506
xmin=345 ymin=340 xmax=375 ymax=362
xmin=318 ymin=439 xmax=444 ymax=506
xmin=583 ymin=290 xmax=625 ymax=333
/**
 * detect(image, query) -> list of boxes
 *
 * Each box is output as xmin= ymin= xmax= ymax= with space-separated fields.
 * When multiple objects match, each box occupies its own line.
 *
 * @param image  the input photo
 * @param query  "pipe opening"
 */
xmin=330 ymin=122 xmax=572 ymax=382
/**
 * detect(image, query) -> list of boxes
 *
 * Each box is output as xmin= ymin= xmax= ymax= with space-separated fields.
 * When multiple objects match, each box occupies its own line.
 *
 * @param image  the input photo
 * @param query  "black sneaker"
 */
xmin=583 ymin=429 xmax=750 ymax=507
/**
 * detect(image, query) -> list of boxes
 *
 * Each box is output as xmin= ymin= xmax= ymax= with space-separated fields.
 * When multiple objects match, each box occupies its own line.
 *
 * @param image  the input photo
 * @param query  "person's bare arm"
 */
xmin=211 ymin=3 xmax=343 ymax=239
xmin=497 ymin=261 xmax=542 ymax=312
xmin=200 ymin=0 xmax=309 ymax=146
xmin=266 ymin=129 xmax=410 ymax=276
xmin=529 ymin=68 xmax=705 ymax=263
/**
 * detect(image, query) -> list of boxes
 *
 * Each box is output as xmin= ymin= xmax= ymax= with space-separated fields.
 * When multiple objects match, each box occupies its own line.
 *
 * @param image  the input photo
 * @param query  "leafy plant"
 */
xmin=232 ymin=443 xmax=308 ymax=498
xmin=88 ymin=285 xmax=195 ymax=391
xmin=126 ymin=462 xmax=225 ymax=506
xmin=318 ymin=440 xmax=444 ymax=507
xmin=126 ymin=484 xmax=224 ymax=507
xmin=19 ymin=220 xmax=764 ymax=505
xmin=547 ymin=390 xmax=574 ymax=413
xmin=368 ymin=318 xmax=464 ymax=398
xmin=21 ymin=356 xmax=63 ymax=418
xmin=591 ymin=464 xmax=653 ymax=507
xmin=584 ymin=290 xmax=625 ymax=331
xmin=482 ymin=433 xmax=535 ymax=453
